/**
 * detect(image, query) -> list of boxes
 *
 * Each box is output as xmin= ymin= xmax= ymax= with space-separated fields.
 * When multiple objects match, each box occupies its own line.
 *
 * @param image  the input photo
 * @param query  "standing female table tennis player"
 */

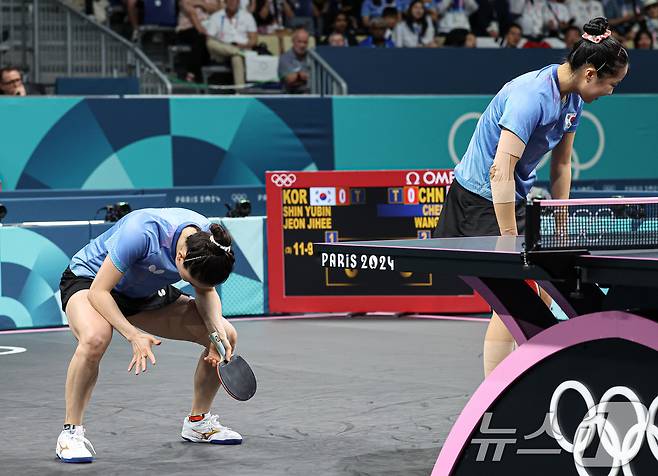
xmin=434 ymin=17 xmax=629 ymax=377
xmin=56 ymin=207 xmax=243 ymax=463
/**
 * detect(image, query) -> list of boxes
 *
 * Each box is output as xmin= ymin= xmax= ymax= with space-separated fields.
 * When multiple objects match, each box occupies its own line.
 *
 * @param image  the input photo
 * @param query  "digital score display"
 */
xmin=266 ymin=170 xmax=488 ymax=313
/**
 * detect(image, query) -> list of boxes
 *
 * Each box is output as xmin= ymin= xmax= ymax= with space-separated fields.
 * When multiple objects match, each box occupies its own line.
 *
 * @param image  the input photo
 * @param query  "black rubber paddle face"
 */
xmin=216 ymin=355 xmax=257 ymax=401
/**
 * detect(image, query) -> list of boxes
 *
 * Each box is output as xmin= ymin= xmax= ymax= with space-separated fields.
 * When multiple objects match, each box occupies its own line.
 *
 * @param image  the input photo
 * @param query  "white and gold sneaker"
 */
xmin=56 ymin=425 xmax=95 ymax=463
xmin=181 ymin=413 xmax=242 ymax=445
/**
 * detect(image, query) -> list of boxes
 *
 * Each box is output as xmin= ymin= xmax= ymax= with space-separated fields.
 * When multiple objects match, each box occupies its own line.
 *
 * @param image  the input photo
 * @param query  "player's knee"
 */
xmin=78 ymin=333 xmax=111 ymax=361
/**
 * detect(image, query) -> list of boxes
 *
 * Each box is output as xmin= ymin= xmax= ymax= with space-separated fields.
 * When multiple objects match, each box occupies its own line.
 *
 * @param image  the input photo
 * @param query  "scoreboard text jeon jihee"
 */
xmin=265 ymin=170 xmax=487 ymax=314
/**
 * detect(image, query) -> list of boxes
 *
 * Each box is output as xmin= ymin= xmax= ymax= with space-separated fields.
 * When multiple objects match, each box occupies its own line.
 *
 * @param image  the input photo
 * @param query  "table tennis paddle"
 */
xmin=209 ymin=331 xmax=257 ymax=401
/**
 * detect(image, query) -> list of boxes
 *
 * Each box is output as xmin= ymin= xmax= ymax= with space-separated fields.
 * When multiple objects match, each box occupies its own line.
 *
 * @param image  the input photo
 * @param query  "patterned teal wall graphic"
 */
xmin=0 ymin=228 xmax=70 ymax=329
xmin=5 ymin=98 xmax=333 ymax=190
xmin=16 ymin=99 xmax=172 ymax=189
xmin=0 ymin=97 xmax=81 ymax=190
xmin=169 ymin=98 xmax=327 ymax=186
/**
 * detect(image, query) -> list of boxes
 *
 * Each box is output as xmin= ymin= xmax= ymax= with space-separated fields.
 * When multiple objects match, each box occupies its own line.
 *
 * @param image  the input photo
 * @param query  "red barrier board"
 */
xmin=266 ymin=170 xmax=488 ymax=313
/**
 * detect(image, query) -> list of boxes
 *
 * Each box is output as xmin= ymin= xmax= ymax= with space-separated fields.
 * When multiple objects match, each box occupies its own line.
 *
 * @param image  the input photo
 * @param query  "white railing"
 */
xmin=308 ymin=48 xmax=347 ymax=96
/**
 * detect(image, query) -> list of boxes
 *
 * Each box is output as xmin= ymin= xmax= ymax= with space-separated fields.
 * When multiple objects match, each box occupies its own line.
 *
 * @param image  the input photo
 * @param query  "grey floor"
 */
xmin=0 ymin=317 xmax=486 ymax=476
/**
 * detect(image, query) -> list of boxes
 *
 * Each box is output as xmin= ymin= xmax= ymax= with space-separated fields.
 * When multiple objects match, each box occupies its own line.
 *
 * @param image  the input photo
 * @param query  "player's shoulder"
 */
xmin=139 ymin=207 xmax=208 ymax=226
xmin=162 ymin=208 xmax=212 ymax=232
xmin=118 ymin=208 xmax=206 ymax=230
xmin=506 ymin=65 xmax=556 ymax=97
xmin=503 ymin=65 xmax=564 ymax=118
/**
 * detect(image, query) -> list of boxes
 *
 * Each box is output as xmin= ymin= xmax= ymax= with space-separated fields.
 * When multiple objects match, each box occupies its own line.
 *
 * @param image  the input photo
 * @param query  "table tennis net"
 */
xmin=525 ymin=198 xmax=658 ymax=251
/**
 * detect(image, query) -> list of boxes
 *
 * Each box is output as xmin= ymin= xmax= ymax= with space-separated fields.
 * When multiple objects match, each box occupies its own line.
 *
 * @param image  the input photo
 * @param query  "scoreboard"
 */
xmin=266 ymin=170 xmax=488 ymax=313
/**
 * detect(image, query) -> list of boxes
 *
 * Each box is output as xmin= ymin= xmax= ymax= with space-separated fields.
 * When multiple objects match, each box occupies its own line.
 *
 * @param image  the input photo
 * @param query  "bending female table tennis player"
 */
xmin=434 ymin=17 xmax=629 ymax=377
xmin=56 ymin=207 xmax=242 ymax=463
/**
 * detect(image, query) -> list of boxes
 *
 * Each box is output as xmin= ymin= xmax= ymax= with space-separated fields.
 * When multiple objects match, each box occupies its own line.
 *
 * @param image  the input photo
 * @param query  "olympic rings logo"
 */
xmin=448 ymin=111 xmax=605 ymax=179
xmin=231 ymin=193 xmax=248 ymax=202
xmin=548 ymin=380 xmax=658 ymax=476
xmin=270 ymin=173 xmax=297 ymax=187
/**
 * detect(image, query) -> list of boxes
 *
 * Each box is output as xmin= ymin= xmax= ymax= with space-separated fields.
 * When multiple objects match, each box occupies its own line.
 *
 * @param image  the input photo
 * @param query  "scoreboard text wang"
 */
xmin=266 ymin=170 xmax=488 ymax=313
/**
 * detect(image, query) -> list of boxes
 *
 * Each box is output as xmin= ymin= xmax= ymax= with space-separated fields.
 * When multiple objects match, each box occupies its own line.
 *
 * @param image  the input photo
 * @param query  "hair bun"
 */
xmin=209 ymin=223 xmax=233 ymax=248
xmin=583 ymin=17 xmax=609 ymax=36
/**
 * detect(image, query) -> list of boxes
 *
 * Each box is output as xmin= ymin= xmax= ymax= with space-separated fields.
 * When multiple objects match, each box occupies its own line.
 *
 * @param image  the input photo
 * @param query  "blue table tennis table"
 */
xmin=316 ymin=197 xmax=658 ymax=476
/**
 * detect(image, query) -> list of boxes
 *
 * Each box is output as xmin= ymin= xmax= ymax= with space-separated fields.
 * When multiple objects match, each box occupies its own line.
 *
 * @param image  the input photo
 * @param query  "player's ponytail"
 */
xmin=567 ymin=17 xmax=628 ymax=78
xmin=183 ymin=224 xmax=235 ymax=286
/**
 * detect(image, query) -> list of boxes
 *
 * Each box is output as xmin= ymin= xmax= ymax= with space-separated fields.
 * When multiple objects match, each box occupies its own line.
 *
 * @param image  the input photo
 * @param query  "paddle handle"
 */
xmin=209 ymin=331 xmax=227 ymax=361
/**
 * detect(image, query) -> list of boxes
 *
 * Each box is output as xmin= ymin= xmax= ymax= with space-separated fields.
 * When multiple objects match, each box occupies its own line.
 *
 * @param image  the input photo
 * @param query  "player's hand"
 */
xmin=204 ymin=342 xmax=223 ymax=367
xmin=205 ymin=323 xmax=234 ymax=365
xmin=127 ymin=332 xmax=161 ymax=375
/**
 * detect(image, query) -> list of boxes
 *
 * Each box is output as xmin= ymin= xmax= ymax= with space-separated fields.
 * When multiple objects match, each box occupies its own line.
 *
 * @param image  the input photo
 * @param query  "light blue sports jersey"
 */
xmin=70 ymin=208 xmax=210 ymax=298
xmin=454 ymin=64 xmax=584 ymax=201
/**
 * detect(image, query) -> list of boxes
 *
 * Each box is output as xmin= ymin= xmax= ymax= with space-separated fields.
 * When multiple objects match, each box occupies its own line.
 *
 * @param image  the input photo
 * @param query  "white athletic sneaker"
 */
xmin=56 ymin=425 xmax=96 ymax=463
xmin=181 ymin=413 xmax=242 ymax=445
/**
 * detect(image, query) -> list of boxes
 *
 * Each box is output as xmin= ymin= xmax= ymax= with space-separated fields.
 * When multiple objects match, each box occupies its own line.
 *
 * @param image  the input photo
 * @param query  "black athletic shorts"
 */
xmin=59 ymin=267 xmax=184 ymax=316
xmin=433 ymin=179 xmax=526 ymax=238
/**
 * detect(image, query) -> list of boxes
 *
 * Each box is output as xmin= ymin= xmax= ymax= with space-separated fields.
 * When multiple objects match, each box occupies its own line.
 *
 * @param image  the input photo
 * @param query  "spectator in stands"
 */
xmin=0 ymin=66 xmax=27 ymax=96
xmin=359 ymin=17 xmax=397 ymax=45
xmin=443 ymin=27 xmax=473 ymax=45
xmin=328 ymin=31 xmax=348 ymax=44
xmin=398 ymin=0 xmax=439 ymax=21
xmin=602 ymin=0 xmax=637 ymax=34
xmin=644 ymin=0 xmax=658 ymax=39
xmin=563 ymin=24 xmax=582 ymax=47
xmin=361 ymin=0 xmax=399 ymax=27
xmin=426 ymin=0 xmax=440 ymax=21
xmin=518 ymin=0 xmax=549 ymax=38
xmin=314 ymin=0 xmax=331 ymax=34
xmin=206 ymin=0 xmax=258 ymax=85
xmin=254 ymin=0 xmax=284 ymax=33
xmin=523 ymin=36 xmax=553 ymax=46
xmin=501 ymin=22 xmax=523 ymax=46
xmin=322 ymin=11 xmax=359 ymax=44
xmin=568 ymin=0 xmax=605 ymax=30
xmin=325 ymin=0 xmax=360 ymax=28
xmin=123 ymin=0 xmax=140 ymax=41
xmin=278 ymin=28 xmax=311 ymax=93
xmin=283 ymin=0 xmax=317 ymax=33
xmin=634 ymin=28 xmax=654 ymax=47
xmin=469 ymin=0 xmax=500 ymax=38
xmin=177 ymin=0 xmax=221 ymax=83
xmin=382 ymin=6 xmax=400 ymax=38
xmin=436 ymin=0 xmax=479 ymax=35
xmin=544 ymin=0 xmax=572 ymax=36
xmin=393 ymin=0 xmax=438 ymax=46
xmin=236 ymin=0 xmax=257 ymax=11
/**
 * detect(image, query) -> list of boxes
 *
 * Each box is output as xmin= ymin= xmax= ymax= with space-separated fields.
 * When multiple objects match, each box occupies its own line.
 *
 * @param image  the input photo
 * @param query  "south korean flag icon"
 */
xmin=310 ymin=187 xmax=337 ymax=206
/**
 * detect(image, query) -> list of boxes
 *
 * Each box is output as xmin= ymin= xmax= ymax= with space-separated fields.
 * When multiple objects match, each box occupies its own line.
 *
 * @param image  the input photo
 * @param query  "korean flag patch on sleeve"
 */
xmin=565 ymin=113 xmax=577 ymax=129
